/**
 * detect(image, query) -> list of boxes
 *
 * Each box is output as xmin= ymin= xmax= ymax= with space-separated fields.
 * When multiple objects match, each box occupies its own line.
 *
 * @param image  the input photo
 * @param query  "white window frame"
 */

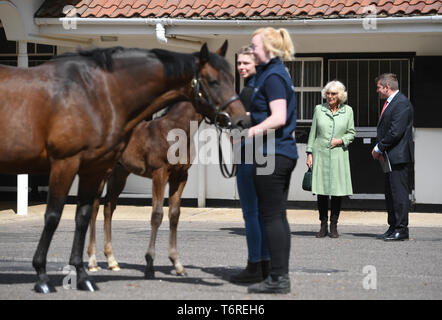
xmin=286 ymin=57 xmax=324 ymax=123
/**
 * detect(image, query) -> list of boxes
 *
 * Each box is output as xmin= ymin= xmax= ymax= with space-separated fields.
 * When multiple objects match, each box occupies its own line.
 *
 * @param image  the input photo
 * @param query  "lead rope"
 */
xmin=216 ymin=120 xmax=237 ymax=178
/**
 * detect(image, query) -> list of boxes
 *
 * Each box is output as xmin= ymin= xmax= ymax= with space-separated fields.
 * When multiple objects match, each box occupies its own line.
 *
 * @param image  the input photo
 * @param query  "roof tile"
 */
xmin=131 ymin=0 xmax=147 ymax=8
xmin=125 ymin=5 xmax=147 ymax=16
xmin=340 ymin=3 xmax=359 ymax=15
xmin=35 ymin=0 xmax=442 ymax=19
xmin=378 ymin=2 xmax=394 ymax=15
xmin=261 ymin=5 xmax=282 ymax=16
xmin=422 ymin=2 xmax=442 ymax=12
xmin=324 ymin=3 xmax=344 ymax=15
xmin=309 ymin=4 xmax=329 ymax=15
xmin=83 ymin=5 xmax=102 ymax=17
xmin=163 ymin=0 xmax=181 ymax=9
xmin=406 ymin=1 xmax=425 ymax=13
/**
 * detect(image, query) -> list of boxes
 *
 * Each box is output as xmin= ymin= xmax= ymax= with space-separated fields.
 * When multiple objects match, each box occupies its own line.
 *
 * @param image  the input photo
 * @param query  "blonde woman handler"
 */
xmin=246 ymin=27 xmax=298 ymax=294
xmin=306 ymin=81 xmax=355 ymax=238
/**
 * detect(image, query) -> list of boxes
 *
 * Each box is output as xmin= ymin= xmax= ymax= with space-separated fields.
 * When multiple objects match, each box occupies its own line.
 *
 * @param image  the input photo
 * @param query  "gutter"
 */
xmin=33 ymin=16 xmax=442 ymax=39
xmin=34 ymin=15 xmax=442 ymax=28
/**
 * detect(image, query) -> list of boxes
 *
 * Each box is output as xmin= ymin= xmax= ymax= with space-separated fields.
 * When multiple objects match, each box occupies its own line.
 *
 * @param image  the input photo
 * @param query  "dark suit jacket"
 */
xmin=377 ymin=91 xmax=414 ymax=165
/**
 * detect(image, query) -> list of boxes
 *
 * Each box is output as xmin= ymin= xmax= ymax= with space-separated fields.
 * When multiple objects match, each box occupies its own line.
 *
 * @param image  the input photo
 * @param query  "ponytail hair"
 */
xmin=253 ymin=27 xmax=295 ymax=61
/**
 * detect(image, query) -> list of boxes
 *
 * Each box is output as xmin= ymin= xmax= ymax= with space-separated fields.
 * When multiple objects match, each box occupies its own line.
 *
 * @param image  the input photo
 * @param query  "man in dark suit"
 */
xmin=372 ymin=73 xmax=414 ymax=241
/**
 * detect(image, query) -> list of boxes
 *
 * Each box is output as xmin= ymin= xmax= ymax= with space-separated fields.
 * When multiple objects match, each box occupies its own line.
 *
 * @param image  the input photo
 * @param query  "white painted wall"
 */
xmin=414 ymin=128 xmax=442 ymax=205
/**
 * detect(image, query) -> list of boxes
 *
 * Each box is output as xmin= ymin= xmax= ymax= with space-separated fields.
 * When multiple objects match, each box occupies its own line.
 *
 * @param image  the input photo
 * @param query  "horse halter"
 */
xmin=191 ymin=76 xmax=240 ymax=129
xmin=191 ymin=75 xmax=240 ymax=178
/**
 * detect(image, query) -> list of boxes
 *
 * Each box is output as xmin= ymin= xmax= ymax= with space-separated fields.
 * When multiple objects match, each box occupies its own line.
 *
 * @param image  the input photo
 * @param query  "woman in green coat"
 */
xmin=306 ymin=80 xmax=355 ymax=238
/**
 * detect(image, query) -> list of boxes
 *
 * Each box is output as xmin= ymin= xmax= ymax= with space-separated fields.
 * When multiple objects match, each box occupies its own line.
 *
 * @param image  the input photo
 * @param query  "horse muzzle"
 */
xmin=231 ymin=114 xmax=252 ymax=130
xmin=214 ymin=111 xmax=233 ymax=128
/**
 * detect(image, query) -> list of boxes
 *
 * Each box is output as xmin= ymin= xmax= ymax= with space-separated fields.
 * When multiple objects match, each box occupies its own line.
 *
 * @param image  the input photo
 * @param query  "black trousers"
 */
xmin=254 ymin=155 xmax=296 ymax=277
xmin=385 ymin=163 xmax=410 ymax=232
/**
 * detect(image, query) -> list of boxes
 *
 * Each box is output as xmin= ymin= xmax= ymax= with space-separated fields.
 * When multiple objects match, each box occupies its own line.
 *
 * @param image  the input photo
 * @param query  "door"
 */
xmin=328 ymin=58 xmax=413 ymax=200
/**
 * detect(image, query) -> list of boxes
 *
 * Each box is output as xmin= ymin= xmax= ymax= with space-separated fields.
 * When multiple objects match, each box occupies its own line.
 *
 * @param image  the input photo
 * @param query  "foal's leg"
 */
xmin=87 ymin=178 xmax=106 ymax=272
xmin=69 ymin=171 xmax=107 ymax=291
xmin=32 ymin=158 xmax=79 ymax=293
xmin=145 ymin=167 xmax=168 ymax=279
xmin=168 ymin=171 xmax=188 ymax=276
xmin=103 ymin=164 xmax=130 ymax=271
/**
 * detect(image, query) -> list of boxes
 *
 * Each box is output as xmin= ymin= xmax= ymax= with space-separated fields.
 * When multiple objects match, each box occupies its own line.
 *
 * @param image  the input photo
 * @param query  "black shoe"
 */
xmin=329 ymin=221 xmax=339 ymax=238
xmin=376 ymin=228 xmax=395 ymax=240
xmin=230 ymin=261 xmax=263 ymax=284
xmin=384 ymin=231 xmax=409 ymax=241
xmin=247 ymin=274 xmax=290 ymax=294
xmin=316 ymin=221 xmax=328 ymax=238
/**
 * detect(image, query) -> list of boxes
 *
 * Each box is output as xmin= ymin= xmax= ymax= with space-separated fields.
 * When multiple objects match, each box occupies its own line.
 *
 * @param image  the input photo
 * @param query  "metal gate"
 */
xmin=328 ymin=58 xmax=412 ymax=200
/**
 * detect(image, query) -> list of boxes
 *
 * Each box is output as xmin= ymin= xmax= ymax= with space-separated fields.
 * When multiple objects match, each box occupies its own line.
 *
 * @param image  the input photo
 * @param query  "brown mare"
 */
xmin=87 ymin=100 xmax=202 ymax=278
xmin=0 ymin=41 xmax=246 ymax=293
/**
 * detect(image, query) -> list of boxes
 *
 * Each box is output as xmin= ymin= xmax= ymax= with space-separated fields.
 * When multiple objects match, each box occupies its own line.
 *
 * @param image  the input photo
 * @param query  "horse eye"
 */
xmin=208 ymin=79 xmax=219 ymax=87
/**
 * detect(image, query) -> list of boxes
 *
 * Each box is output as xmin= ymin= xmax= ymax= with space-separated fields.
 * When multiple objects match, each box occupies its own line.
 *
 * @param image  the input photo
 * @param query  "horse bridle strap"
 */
xmin=191 ymin=76 xmax=240 ymax=127
xmin=218 ymin=95 xmax=241 ymax=112
xmin=191 ymin=75 xmax=239 ymax=178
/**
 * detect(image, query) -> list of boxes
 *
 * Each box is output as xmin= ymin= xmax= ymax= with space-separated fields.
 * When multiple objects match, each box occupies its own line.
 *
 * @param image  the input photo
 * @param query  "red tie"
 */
xmin=380 ymin=100 xmax=388 ymax=119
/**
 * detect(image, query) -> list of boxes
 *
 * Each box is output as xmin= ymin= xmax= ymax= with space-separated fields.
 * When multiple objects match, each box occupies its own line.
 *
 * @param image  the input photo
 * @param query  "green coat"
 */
xmin=306 ymin=103 xmax=355 ymax=196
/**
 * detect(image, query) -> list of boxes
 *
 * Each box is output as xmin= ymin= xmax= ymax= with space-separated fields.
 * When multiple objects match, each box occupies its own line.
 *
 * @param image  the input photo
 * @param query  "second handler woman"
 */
xmin=246 ymin=27 xmax=298 ymax=294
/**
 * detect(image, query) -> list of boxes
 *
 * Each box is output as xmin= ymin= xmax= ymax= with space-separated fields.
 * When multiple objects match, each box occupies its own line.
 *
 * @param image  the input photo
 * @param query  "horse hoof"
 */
xmin=89 ymin=266 xmax=99 ymax=272
xmin=77 ymin=279 xmax=99 ymax=292
xmin=177 ymin=270 xmax=188 ymax=277
xmin=144 ymin=269 xmax=155 ymax=279
xmin=34 ymin=281 xmax=56 ymax=294
xmin=145 ymin=255 xmax=155 ymax=279
xmin=109 ymin=265 xmax=120 ymax=272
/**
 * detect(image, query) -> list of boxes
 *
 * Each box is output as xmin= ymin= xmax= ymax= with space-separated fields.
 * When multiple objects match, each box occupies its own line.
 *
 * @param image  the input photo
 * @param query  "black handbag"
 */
xmin=302 ymin=167 xmax=312 ymax=191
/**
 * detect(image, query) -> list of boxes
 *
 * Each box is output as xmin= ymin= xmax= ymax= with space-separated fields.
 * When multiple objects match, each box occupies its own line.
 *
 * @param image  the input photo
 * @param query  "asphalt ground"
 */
xmin=0 ymin=203 xmax=441 ymax=303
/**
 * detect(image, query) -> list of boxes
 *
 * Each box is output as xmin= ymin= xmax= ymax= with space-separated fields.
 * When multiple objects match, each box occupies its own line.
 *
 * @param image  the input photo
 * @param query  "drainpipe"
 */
xmin=17 ymin=41 xmax=28 ymax=216
xmin=154 ymin=22 xmax=202 ymax=50
xmin=155 ymin=23 xmax=167 ymax=43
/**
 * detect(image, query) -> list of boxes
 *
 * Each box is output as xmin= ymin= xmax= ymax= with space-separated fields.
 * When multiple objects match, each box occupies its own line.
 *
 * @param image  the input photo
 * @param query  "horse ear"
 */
xmin=199 ymin=43 xmax=209 ymax=66
xmin=216 ymin=40 xmax=228 ymax=57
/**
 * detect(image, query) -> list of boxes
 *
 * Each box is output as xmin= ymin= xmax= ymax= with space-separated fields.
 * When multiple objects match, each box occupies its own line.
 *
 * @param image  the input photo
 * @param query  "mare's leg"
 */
xmin=168 ymin=170 xmax=188 ymax=276
xmin=32 ymin=158 xmax=79 ymax=293
xmin=145 ymin=167 xmax=168 ymax=279
xmin=87 ymin=178 xmax=106 ymax=272
xmin=69 ymin=171 xmax=107 ymax=291
xmin=103 ymin=164 xmax=130 ymax=271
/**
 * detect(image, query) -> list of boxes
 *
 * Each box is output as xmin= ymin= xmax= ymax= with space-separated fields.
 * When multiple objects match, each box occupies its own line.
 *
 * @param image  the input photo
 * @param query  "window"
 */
xmin=0 ymin=27 xmax=56 ymax=67
xmin=0 ymin=27 xmax=16 ymax=54
xmin=328 ymin=59 xmax=410 ymax=127
xmin=285 ymin=58 xmax=323 ymax=122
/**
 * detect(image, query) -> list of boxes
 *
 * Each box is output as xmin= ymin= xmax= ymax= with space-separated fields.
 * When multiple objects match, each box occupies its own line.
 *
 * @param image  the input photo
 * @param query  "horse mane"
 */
xmin=55 ymin=47 xmax=139 ymax=72
xmin=54 ymin=46 xmax=231 ymax=78
xmin=77 ymin=47 xmax=126 ymax=71
xmin=151 ymin=48 xmax=231 ymax=80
